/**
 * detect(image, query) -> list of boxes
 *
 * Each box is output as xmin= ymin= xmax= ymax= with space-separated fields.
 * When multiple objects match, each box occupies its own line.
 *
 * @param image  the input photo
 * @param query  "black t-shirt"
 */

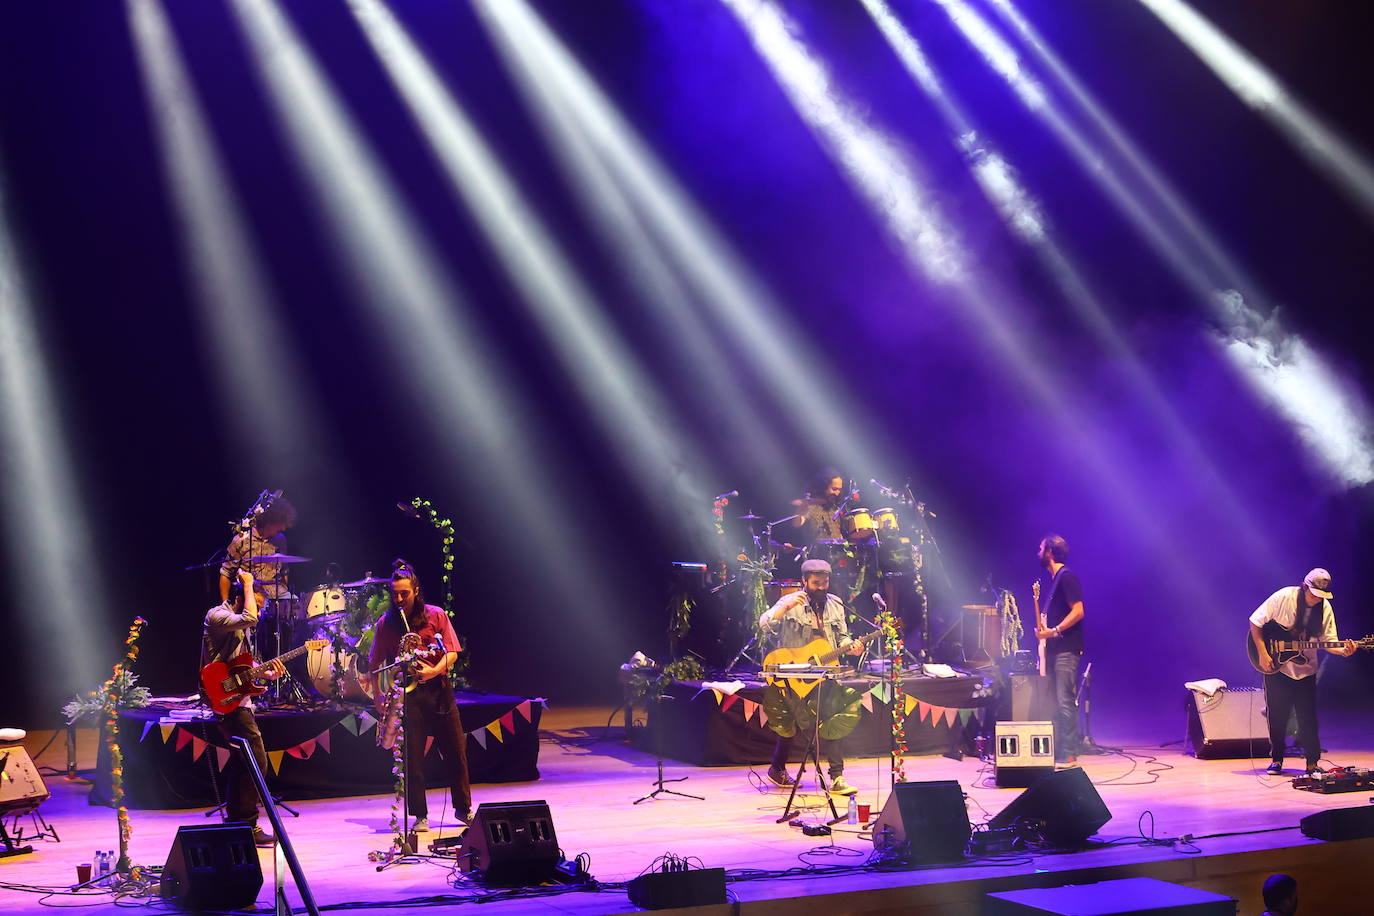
xmin=1043 ymin=567 xmax=1084 ymax=655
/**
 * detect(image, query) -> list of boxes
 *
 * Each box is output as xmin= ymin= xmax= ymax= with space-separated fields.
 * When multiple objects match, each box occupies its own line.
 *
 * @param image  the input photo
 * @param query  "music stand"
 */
xmin=772 ymin=673 xmax=843 ymax=826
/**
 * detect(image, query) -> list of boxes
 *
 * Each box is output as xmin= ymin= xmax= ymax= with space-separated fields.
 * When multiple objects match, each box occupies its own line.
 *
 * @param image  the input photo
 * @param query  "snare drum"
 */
xmin=871 ymin=507 xmax=900 ymax=531
xmin=843 ymin=507 xmax=875 ymax=540
xmin=304 ymin=586 xmax=347 ymax=618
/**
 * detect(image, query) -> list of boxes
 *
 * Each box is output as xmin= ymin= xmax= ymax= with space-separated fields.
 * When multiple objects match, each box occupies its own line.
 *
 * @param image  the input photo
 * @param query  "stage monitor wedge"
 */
xmin=460 ymin=800 xmax=560 ymax=886
xmin=988 ymin=766 xmax=1111 ymax=847
xmin=0 ymin=746 xmax=49 ymax=816
xmin=871 ymin=779 xmax=970 ymax=862
xmin=1301 ymin=805 xmax=1374 ymax=841
xmin=159 ymin=824 xmax=263 ymax=909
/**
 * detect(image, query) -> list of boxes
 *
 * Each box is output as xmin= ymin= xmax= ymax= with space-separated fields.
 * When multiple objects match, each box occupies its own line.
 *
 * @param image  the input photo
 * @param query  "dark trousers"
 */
xmin=1049 ymin=651 xmax=1081 ymax=760
xmin=1263 ymin=672 xmax=1319 ymax=765
xmin=770 ymin=734 xmax=845 ymax=778
xmin=216 ymin=706 xmax=269 ymax=824
xmin=403 ymin=679 xmax=471 ymax=818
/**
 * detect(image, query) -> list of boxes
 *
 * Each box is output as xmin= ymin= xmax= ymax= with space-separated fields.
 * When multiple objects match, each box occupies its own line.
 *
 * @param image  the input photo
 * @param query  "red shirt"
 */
xmin=368 ymin=604 xmax=460 ymax=674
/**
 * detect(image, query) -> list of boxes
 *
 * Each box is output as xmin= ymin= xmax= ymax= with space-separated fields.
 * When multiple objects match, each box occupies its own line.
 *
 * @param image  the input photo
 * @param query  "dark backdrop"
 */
xmin=2 ymin=0 xmax=1371 ymax=730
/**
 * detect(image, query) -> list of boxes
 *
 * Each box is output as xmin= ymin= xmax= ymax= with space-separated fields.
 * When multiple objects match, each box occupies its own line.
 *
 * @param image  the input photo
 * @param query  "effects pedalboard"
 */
xmin=1292 ymin=766 xmax=1374 ymax=794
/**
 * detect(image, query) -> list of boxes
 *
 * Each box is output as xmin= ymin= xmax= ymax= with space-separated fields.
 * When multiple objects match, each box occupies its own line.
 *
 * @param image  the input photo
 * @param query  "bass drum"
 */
xmin=306 ymin=641 xmax=373 ymax=703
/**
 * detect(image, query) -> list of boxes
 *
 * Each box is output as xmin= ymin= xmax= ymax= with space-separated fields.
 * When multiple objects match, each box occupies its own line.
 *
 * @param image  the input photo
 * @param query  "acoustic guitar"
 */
xmin=1245 ymin=621 xmax=1372 ymax=674
xmin=763 ymin=630 xmax=884 ymax=698
xmin=200 ymin=640 xmax=327 ymax=714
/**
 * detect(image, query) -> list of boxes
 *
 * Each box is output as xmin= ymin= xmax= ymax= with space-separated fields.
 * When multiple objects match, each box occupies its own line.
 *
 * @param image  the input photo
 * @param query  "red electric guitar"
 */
xmin=200 ymin=640 xmax=326 ymax=714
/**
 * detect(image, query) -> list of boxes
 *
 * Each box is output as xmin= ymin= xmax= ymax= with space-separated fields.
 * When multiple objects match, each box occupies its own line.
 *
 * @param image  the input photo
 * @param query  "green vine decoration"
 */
xmin=63 ymin=669 xmax=151 ymax=725
xmin=666 ymin=581 xmax=696 ymax=660
xmin=406 ymin=497 xmax=470 ymax=686
xmin=736 ymin=556 xmax=774 ymax=645
xmin=664 ymin=657 xmax=703 ymax=683
xmin=100 ymin=617 xmax=148 ymax=874
xmin=996 ymin=588 xmax=1024 ymax=660
xmin=876 ymin=609 xmax=908 ymax=783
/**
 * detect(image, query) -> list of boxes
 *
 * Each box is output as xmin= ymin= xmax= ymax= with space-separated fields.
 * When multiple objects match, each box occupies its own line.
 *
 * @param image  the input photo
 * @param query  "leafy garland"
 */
xmin=996 ymin=588 xmax=1024 ymax=659
xmin=736 ymin=556 xmax=774 ymax=645
xmin=875 ymin=609 xmax=908 ymax=783
xmin=104 ymin=618 xmax=148 ymax=874
xmin=711 ymin=495 xmax=730 ymax=537
xmin=409 ymin=497 xmax=456 ymax=613
xmin=63 ymin=669 xmax=151 ymax=725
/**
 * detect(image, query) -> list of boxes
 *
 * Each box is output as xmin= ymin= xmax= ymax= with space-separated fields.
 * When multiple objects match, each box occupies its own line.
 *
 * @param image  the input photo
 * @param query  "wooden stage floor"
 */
xmin=3 ymin=706 xmax=1372 ymax=914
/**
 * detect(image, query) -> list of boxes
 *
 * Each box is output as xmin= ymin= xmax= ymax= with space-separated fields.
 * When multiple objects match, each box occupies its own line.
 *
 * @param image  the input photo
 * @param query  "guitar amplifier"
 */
xmin=994 ymin=721 xmax=1054 ymax=787
xmin=1185 ymin=686 xmax=1268 ymax=759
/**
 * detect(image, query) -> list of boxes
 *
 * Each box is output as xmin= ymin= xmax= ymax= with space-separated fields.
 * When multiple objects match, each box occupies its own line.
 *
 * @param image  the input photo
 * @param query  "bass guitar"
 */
xmin=1245 ymin=621 xmax=1372 ymax=674
xmin=763 ymin=630 xmax=884 ymax=698
xmin=1031 ymin=579 xmax=1044 ymax=677
xmin=200 ymin=640 xmax=327 ymax=714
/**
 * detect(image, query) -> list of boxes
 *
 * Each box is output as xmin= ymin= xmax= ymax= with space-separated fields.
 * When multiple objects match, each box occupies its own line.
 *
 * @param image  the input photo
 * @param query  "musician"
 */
xmin=1249 ymin=568 xmax=1357 ymax=776
xmin=758 ymin=559 xmax=862 ymax=795
xmin=202 ymin=570 xmax=284 ymax=847
xmin=367 ymin=564 xmax=471 ymax=830
xmin=219 ymin=494 xmax=298 ymax=601
xmin=788 ymin=467 xmax=846 ymax=545
xmin=1033 ymin=535 xmax=1084 ymax=768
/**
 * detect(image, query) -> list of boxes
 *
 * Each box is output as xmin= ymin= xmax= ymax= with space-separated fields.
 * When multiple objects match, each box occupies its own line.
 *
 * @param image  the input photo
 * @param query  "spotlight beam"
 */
xmin=126 ymin=0 xmax=343 ymax=490
xmin=344 ymin=0 xmax=721 ymax=537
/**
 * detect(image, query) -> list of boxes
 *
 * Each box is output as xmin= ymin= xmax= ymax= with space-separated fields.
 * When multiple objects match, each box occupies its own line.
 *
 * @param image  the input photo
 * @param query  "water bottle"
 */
xmin=847 ymin=794 xmax=858 ymax=825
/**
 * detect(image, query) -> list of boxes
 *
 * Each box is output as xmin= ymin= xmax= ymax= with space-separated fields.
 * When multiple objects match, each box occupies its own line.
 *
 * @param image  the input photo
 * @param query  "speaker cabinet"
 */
xmin=461 ymin=800 xmax=559 ymax=885
xmin=994 ymin=721 xmax=1054 ymax=787
xmin=988 ymin=766 xmax=1111 ymax=847
xmin=159 ymin=824 xmax=263 ymax=909
xmin=1301 ymin=805 xmax=1374 ymax=841
xmin=0 ymin=746 xmax=49 ymax=816
xmin=871 ymin=780 xmax=970 ymax=862
xmin=1185 ymin=686 xmax=1268 ymax=759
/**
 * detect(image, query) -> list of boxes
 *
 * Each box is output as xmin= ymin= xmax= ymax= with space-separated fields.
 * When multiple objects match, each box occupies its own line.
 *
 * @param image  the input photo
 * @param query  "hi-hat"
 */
xmin=341 ymin=575 xmax=389 ymax=588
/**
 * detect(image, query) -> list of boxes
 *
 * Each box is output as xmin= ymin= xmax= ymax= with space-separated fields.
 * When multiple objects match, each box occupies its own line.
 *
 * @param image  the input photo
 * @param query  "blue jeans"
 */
xmin=1050 ymin=652 xmax=1081 ymax=760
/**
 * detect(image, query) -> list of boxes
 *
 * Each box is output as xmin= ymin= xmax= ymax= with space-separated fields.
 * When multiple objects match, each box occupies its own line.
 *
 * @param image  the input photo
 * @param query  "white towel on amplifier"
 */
xmin=1184 ymin=678 xmax=1228 ymax=697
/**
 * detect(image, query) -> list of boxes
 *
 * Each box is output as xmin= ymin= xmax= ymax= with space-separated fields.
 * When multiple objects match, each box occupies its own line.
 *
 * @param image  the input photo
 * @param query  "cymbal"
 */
xmin=341 ymin=576 xmax=389 ymax=588
xmin=249 ymin=553 xmax=313 ymax=564
xmin=737 ymin=514 xmax=763 ymax=521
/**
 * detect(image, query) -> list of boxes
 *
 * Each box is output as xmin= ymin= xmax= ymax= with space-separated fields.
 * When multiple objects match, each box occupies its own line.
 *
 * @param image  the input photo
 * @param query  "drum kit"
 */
xmin=242 ymin=555 xmax=390 ymax=707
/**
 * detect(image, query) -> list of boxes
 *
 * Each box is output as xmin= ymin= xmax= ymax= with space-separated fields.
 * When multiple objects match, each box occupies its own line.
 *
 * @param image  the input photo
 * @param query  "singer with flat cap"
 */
xmin=1249 ymin=568 xmax=1357 ymax=776
xmin=758 ymin=558 xmax=863 ymax=795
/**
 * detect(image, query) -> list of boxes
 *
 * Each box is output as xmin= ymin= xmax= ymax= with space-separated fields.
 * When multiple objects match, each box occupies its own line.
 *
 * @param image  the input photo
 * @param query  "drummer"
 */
xmin=787 ymin=467 xmax=847 ymax=547
xmin=219 ymin=494 xmax=298 ymax=601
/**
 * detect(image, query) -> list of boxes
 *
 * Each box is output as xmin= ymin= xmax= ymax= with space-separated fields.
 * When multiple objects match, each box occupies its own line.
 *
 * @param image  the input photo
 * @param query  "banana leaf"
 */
xmin=817 ymin=682 xmax=865 ymax=740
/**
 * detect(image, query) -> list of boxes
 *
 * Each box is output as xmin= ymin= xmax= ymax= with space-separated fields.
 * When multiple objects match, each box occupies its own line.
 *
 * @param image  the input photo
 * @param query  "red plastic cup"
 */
xmin=857 ymin=804 xmax=871 ymax=823
xmin=76 ymin=863 xmax=92 ymax=885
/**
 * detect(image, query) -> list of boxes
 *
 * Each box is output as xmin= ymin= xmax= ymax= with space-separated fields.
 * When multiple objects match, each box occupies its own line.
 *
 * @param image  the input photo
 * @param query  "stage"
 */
xmin=3 ymin=705 xmax=1372 ymax=914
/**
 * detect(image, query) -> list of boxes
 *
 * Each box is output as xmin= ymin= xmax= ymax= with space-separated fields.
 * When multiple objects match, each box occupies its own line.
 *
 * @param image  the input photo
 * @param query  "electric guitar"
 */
xmin=1246 ymin=622 xmax=1372 ymax=674
xmin=763 ymin=630 xmax=884 ymax=698
xmin=1031 ymin=579 xmax=1045 ymax=677
xmin=200 ymin=640 xmax=327 ymax=714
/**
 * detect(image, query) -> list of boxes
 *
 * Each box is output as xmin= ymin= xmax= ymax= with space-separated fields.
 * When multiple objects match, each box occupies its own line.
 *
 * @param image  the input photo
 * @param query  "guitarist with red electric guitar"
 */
xmin=200 ymin=570 xmax=287 ymax=847
xmin=1248 ymin=568 xmax=1363 ymax=777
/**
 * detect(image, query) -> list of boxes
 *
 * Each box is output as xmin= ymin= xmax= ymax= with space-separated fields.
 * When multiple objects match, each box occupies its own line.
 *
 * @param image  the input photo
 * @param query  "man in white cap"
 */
xmin=759 ymin=558 xmax=863 ymax=795
xmin=1249 ymin=568 xmax=1357 ymax=776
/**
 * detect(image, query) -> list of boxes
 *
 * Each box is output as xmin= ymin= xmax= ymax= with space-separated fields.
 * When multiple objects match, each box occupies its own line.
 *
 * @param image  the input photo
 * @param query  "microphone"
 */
xmin=871 ymin=592 xmax=888 ymax=611
xmin=396 ymin=501 xmax=422 ymax=519
xmin=714 ymin=489 xmax=739 ymax=500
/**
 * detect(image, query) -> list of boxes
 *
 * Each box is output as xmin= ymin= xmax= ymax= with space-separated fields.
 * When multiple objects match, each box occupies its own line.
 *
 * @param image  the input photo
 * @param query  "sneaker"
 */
xmin=1305 ymin=763 xmax=1322 ymax=776
xmin=412 ymin=817 xmax=429 ymax=833
xmin=1056 ymin=756 xmax=1079 ymax=770
xmin=251 ymin=826 xmax=275 ymax=847
xmin=765 ymin=768 xmax=796 ymax=788
xmin=457 ymin=809 xmax=472 ymax=824
xmin=1265 ymin=761 xmax=1284 ymax=776
xmin=828 ymin=775 xmax=858 ymax=796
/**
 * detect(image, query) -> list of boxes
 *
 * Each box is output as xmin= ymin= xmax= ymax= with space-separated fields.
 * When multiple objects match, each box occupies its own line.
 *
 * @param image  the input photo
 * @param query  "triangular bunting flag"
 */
xmin=943 ymin=707 xmax=958 ymax=727
xmin=514 ymin=701 xmax=531 ymax=722
xmin=141 ymin=721 xmax=154 ymax=743
xmin=191 ymin=737 xmax=208 ymax=762
xmin=317 ymin=730 xmax=331 ymax=754
xmin=710 ymin=688 xmax=723 ymax=706
xmin=499 ymin=711 xmax=515 ymax=732
xmin=904 ymin=694 xmax=918 ymax=717
xmin=216 ymin=747 xmax=231 ymax=771
xmin=357 ymin=712 xmax=377 ymax=734
xmin=861 ymin=693 xmax=874 ymax=712
xmin=299 ymin=738 xmax=317 ymax=758
xmin=424 ymin=736 xmax=434 ymax=756
xmin=470 ymin=728 xmax=487 ymax=749
xmin=918 ymin=700 xmax=931 ymax=722
xmin=286 ymin=746 xmax=305 ymax=760
xmin=486 ymin=720 xmax=502 ymax=739
xmin=721 ymin=694 xmax=739 ymax=713
xmin=489 ymin=723 xmax=505 ymax=743
xmin=871 ymin=682 xmax=890 ymax=704
xmin=338 ymin=715 xmax=360 ymax=737
xmin=758 ymin=708 xmax=768 ymax=728
xmin=741 ymin=698 xmax=758 ymax=721
xmin=175 ymin=728 xmax=193 ymax=752
xmin=958 ymin=708 xmax=973 ymax=726
xmin=267 ymin=750 xmax=284 ymax=774
xmin=160 ymin=723 xmax=174 ymax=744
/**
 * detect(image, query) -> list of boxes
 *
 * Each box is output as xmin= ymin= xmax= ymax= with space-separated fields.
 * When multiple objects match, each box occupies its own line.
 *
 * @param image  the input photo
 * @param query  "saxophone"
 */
xmin=376 ymin=631 xmax=423 ymax=750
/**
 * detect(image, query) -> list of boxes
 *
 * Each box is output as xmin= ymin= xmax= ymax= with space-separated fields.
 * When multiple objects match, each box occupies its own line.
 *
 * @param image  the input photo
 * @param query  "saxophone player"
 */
xmin=366 ymin=563 xmax=471 ymax=831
